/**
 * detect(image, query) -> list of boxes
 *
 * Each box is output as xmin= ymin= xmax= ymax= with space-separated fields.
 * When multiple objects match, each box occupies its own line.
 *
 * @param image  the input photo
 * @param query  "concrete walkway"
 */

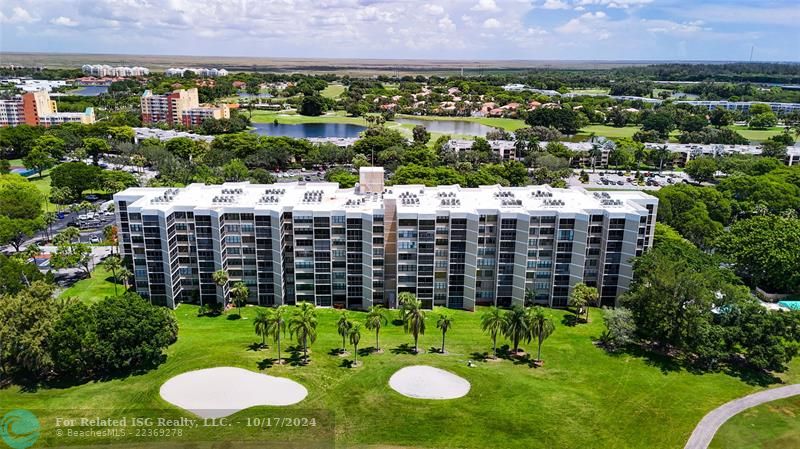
xmin=684 ymin=383 xmax=800 ymax=449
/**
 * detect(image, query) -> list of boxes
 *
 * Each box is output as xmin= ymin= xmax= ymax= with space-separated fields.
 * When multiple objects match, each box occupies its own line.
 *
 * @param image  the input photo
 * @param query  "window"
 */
xmin=226 ymin=235 xmax=241 ymax=243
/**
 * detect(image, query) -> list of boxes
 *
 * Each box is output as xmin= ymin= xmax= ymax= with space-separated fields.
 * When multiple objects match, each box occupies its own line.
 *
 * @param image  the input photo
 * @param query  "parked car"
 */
xmin=86 ymin=194 xmax=99 ymax=201
xmin=104 ymin=210 xmax=114 ymax=217
xmin=89 ymin=236 xmax=100 ymax=244
xmin=78 ymin=214 xmax=88 ymax=221
xmin=616 ymin=180 xmax=624 ymax=186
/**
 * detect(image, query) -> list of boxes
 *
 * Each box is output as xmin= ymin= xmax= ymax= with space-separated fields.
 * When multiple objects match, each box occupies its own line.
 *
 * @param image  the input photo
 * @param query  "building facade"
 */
xmin=114 ymin=168 xmax=657 ymax=310
xmin=0 ymin=90 xmax=95 ymax=127
xmin=140 ymin=88 xmax=229 ymax=126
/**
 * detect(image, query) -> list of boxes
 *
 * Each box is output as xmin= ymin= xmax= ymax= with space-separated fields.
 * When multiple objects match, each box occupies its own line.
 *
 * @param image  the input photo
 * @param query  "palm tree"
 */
xmin=589 ymin=144 xmax=603 ymax=173
xmin=401 ymin=296 xmax=426 ymax=353
xmin=230 ymin=282 xmax=249 ymax=318
xmin=212 ymin=269 xmax=228 ymax=307
xmin=481 ymin=306 xmax=504 ymax=359
xmin=502 ymin=305 xmax=531 ymax=355
xmin=289 ymin=302 xmax=318 ymax=363
xmin=103 ymin=254 xmax=123 ymax=296
xmin=254 ymin=310 xmax=270 ymax=347
xmin=349 ymin=323 xmax=362 ymax=366
xmin=569 ymin=282 xmax=599 ymax=322
xmin=336 ymin=311 xmax=353 ymax=354
xmin=268 ymin=306 xmax=289 ymax=364
xmin=524 ymin=288 xmax=535 ymax=307
xmin=118 ymin=267 xmax=131 ymax=290
xmin=364 ymin=305 xmax=388 ymax=351
xmin=396 ymin=291 xmax=416 ymax=319
xmin=436 ymin=312 xmax=454 ymax=354
xmin=529 ymin=307 xmax=556 ymax=363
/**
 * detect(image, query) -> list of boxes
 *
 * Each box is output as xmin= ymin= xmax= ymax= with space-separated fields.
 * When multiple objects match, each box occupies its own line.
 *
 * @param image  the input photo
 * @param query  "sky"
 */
xmin=1 ymin=0 xmax=799 ymax=61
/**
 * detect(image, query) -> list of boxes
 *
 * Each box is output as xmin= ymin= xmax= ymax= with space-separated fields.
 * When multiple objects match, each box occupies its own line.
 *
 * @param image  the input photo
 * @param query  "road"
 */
xmin=683 ymin=383 xmax=800 ymax=449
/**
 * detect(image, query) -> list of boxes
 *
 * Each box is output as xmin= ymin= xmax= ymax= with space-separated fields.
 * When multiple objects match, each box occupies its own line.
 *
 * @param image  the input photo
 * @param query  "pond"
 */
xmin=395 ymin=118 xmax=496 ymax=136
xmin=69 ymin=85 xmax=109 ymax=96
xmin=251 ymin=122 xmax=366 ymax=138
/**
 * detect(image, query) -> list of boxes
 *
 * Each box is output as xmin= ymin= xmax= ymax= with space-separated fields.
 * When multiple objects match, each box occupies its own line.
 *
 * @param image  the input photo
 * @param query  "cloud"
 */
xmin=575 ymin=0 xmax=652 ymax=8
xmin=438 ymin=15 xmax=456 ymax=32
xmin=471 ymin=0 xmax=499 ymax=12
xmin=556 ymin=11 xmax=607 ymax=34
xmin=541 ymin=0 xmax=569 ymax=10
xmin=423 ymin=5 xmax=444 ymax=15
xmin=0 ymin=6 xmax=37 ymax=23
xmin=50 ymin=16 xmax=79 ymax=27
xmin=482 ymin=17 xmax=501 ymax=29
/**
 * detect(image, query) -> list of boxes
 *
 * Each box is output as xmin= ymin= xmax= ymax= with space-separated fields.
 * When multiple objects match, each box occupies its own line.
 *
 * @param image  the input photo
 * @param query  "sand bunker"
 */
xmin=160 ymin=367 xmax=308 ymax=418
xmin=389 ymin=365 xmax=470 ymax=399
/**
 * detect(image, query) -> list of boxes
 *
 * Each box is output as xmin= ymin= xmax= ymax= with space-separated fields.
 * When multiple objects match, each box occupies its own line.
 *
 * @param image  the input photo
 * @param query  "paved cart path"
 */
xmin=684 ymin=383 xmax=800 ymax=449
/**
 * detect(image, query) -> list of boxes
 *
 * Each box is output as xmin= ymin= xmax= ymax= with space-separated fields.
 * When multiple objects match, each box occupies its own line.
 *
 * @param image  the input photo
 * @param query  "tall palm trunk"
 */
xmin=441 ymin=331 xmax=446 ymax=353
xmin=375 ymin=329 xmax=380 ymax=351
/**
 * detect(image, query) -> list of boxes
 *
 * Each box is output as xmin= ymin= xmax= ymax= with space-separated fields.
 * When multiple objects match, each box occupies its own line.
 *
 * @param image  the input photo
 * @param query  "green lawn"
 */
xmin=728 ymin=125 xmax=786 ymax=142
xmin=250 ymin=110 xmax=369 ymax=126
xmin=58 ymin=264 xmax=121 ymax=304
xmin=710 ymin=396 xmax=800 ymax=449
xmin=568 ymin=88 xmax=610 ymax=95
xmin=321 ymin=83 xmax=346 ymax=99
xmin=1 ymin=300 xmax=797 ymax=449
xmin=576 ymin=124 xmax=640 ymax=140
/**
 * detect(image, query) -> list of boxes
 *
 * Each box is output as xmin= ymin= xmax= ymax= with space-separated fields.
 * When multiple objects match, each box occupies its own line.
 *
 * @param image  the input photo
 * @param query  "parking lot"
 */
xmin=569 ymin=170 xmax=689 ymax=191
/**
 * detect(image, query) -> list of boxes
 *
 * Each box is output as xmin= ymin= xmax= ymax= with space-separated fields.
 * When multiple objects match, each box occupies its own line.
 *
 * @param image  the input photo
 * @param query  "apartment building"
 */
xmin=140 ymin=88 xmax=230 ymax=126
xmin=0 ymin=90 xmax=95 ymax=127
xmin=181 ymin=104 xmax=231 ymax=127
xmin=81 ymin=65 xmax=150 ymax=77
xmin=114 ymin=168 xmax=657 ymax=310
xmin=165 ymin=67 xmax=229 ymax=77
xmin=444 ymin=139 xmax=518 ymax=161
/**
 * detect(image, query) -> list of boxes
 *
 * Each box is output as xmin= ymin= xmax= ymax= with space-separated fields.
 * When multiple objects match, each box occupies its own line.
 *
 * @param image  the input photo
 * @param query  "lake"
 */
xmin=70 ymin=85 xmax=109 ymax=96
xmin=251 ymin=122 xmax=366 ymax=138
xmin=395 ymin=118 xmax=496 ymax=136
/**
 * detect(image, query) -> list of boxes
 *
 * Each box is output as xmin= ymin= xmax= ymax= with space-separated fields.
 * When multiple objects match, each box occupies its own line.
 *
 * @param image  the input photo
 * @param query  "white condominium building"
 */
xmin=114 ymin=168 xmax=657 ymax=310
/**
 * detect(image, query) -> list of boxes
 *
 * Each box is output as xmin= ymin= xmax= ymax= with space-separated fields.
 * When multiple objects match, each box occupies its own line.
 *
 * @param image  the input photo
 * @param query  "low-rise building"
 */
xmin=444 ymin=139 xmax=518 ymax=161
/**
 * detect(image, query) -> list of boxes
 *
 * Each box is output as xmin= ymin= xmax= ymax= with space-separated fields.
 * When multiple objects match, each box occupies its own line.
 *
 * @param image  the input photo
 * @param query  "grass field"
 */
xmin=58 ymin=264 xmax=120 ymax=304
xmin=394 ymin=114 xmax=527 ymax=132
xmin=728 ymin=125 xmax=787 ymax=142
xmin=576 ymin=124 xmax=639 ymax=140
xmin=1 ymin=297 xmax=798 ymax=449
xmin=321 ymin=83 xmax=346 ymax=99
xmin=250 ymin=110 xmax=368 ymax=126
xmin=710 ymin=396 xmax=800 ymax=449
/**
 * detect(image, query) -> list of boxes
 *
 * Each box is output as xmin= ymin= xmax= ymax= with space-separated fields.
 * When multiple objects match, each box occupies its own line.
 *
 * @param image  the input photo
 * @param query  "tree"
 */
xmin=569 ymin=283 xmax=599 ymax=322
xmin=349 ymin=323 xmax=362 ymax=366
xmin=23 ymin=147 xmax=55 ymax=178
xmin=336 ymin=311 xmax=353 ymax=354
xmin=481 ymin=306 xmax=504 ymax=359
xmin=709 ymin=108 xmax=732 ymax=127
xmin=91 ymin=293 xmax=178 ymax=374
xmin=761 ymin=139 xmax=788 ymax=159
xmin=412 ymin=125 xmax=430 ymax=145
xmin=298 ymin=95 xmax=326 ymax=116
xmin=31 ymin=134 xmax=66 ymax=160
xmin=641 ymin=112 xmax=675 ymax=138
xmin=0 ymin=253 xmax=45 ymax=295
xmin=51 ymin=227 xmax=93 ymax=277
xmin=254 ymin=310 xmax=270 ymax=347
xmin=103 ymin=225 xmax=118 ymax=254
xmin=529 ymin=307 xmax=555 ymax=363
xmin=502 ymin=305 xmax=530 ymax=355
xmin=325 ymin=168 xmax=358 ymax=188
xmin=267 ymin=306 xmax=289 ymax=364
xmin=289 ymin=302 xmax=318 ymax=363
xmin=230 ymin=282 xmax=249 ymax=317
xmin=82 ymin=137 xmax=111 ymax=166
xmin=365 ymin=305 xmax=388 ymax=352
xmin=212 ymin=269 xmax=228 ymax=305
xmin=0 ymin=174 xmax=44 ymax=251
xmin=749 ymin=112 xmax=778 ymax=130
xmin=525 ymin=108 xmax=580 ymax=135
xmin=50 ymin=162 xmax=102 ymax=201
xmin=0 ymin=281 xmax=58 ymax=379
xmin=249 ymin=168 xmax=276 ymax=184
xmin=685 ymin=157 xmax=717 ymax=182
xmin=436 ymin=312 xmax=454 ymax=354
xmin=716 ymin=216 xmax=800 ymax=293
xmin=0 ymin=159 xmax=9 ymax=174
xmin=401 ymin=295 xmax=426 ymax=353
xmin=222 ymin=158 xmax=249 ymax=182
xmin=599 ymin=307 xmax=635 ymax=351
xmin=103 ymin=254 xmax=123 ymax=296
